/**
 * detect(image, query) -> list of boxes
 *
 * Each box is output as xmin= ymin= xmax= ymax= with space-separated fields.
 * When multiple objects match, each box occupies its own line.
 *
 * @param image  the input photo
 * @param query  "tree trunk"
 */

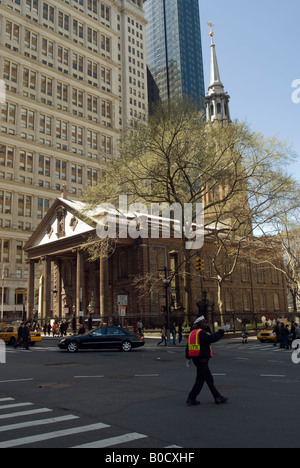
xmin=217 ymin=279 xmax=224 ymax=325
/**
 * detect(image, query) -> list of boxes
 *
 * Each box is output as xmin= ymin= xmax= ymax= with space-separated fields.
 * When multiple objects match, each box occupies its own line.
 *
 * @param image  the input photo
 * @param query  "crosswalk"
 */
xmin=6 ymin=346 xmax=58 ymax=354
xmin=218 ymin=341 xmax=293 ymax=354
xmin=0 ymin=396 xmax=151 ymax=448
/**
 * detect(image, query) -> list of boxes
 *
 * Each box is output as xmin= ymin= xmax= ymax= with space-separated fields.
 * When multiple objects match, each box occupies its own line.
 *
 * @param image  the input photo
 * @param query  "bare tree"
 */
xmin=84 ymin=99 xmax=297 ymax=324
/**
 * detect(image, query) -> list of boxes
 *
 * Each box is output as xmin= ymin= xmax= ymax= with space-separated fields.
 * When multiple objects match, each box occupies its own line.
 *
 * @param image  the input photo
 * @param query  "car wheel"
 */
xmin=9 ymin=337 xmax=16 ymax=346
xmin=67 ymin=341 xmax=79 ymax=353
xmin=121 ymin=340 xmax=132 ymax=352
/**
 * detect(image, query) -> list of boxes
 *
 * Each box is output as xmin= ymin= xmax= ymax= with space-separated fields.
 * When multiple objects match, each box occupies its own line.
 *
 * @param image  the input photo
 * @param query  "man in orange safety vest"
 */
xmin=185 ymin=316 xmax=229 ymax=406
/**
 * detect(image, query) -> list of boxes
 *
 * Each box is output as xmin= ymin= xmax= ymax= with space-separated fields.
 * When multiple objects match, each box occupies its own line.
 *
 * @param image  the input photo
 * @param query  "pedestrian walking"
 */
xmin=241 ymin=324 xmax=248 ymax=344
xmin=185 ymin=316 xmax=229 ymax=406
xmin=157 ymin=326 xmax=167 ymax=346
xmin=291 ymin=322 xmax=296 ymax=341
xmin=284 ymin=324 xmax=290 ymax=349
xmin=23 ymin=322 xmax=31 ymax=350
xmin=178 ymin=323 xmax=183 ymax=344
xmin=273 ymin=321 xmax=281 ymax=347
xmin=279 ymin=323 xmax=289 ymax=349
xmin=14 ymin=323 xmax=25 ymax=348
xmin=171 ymin=322 xmax=177 ymax=345
xmin=137 ymin=320 xmax=143 ymax=335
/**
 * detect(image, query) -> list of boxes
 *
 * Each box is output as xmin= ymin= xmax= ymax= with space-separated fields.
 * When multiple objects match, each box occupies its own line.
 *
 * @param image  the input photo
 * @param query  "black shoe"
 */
xmin=215 ymin=396 xmax=228 ymax=405
xmin=186 ymin=398 xmax=200 ymax=406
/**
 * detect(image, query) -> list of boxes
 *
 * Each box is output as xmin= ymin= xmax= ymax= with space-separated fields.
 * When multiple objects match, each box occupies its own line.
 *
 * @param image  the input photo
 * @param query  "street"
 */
xmin=0 ymin=336 xmax=299 ymax=449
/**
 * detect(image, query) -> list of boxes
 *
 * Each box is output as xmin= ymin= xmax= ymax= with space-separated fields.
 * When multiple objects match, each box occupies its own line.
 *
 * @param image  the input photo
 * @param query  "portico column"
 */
xmin=76 ymin=249 xmax=84 ymax=323
xmin=27 ymin=260 xmax=35 ymax=320
xmin=44 ymin=256 xmax=52 ymax=320
xmin=55 ymin=260 xmax=62 ymax=319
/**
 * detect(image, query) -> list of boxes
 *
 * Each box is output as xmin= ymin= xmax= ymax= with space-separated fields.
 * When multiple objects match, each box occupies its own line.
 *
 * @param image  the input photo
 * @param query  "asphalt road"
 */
xmin=0 ymin=336 xmax=299 ymax=449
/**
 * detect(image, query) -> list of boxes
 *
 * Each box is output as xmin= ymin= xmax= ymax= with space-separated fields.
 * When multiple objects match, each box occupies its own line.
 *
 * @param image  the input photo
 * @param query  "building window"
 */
xmin=1 ymin=239 xmax=10 ymax=263
xmin=37 ymin=198 xmax=50 ymax=219
xmin=274 ymin=293 xmax=280 ymax=311
xmin=241 ymin=262 xmax=249 ymax=282
xmin=0 ymin=191 xmax=12 ymax=214
xmin=243 ymin=293 xmax=251 ymax=311
xmin=118 ymin=251 xmax=128 ymax=278
xmin=225 ymin=292 xmax=233 ymax=312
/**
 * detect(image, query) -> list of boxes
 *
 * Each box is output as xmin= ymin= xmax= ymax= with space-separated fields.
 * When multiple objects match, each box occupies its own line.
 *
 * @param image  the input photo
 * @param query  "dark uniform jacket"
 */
xmin=185 ymin=328 xmax=224 ymax=363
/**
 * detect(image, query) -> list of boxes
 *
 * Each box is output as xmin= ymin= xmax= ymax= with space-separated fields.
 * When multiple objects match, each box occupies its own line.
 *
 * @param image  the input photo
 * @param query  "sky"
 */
xmin=199 ymin=0 xmax=300 ymax=182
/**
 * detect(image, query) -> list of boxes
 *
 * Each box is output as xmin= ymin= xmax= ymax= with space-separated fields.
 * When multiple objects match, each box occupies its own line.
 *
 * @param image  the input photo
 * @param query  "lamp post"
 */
xmin=72 ymin=304 xmax=76 ymax=334
xmin=163 ymin=275 xmax=171 ymax=346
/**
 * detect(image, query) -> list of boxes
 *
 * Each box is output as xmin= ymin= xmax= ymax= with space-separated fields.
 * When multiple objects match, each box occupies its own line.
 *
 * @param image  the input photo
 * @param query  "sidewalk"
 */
xmin=40 ymin=332 xmax=258 ymax=348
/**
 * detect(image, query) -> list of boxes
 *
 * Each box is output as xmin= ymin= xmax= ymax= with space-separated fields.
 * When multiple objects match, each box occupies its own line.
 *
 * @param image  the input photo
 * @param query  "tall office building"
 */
xmin=144 ymin=0 xmax=205 ymax=110
xmin=0 ymin=0 xmax=148 ymax=318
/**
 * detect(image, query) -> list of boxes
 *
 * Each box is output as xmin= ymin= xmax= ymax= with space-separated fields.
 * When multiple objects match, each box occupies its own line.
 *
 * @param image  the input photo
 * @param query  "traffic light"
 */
xmin=195 ymin=257 xmax=204 ymax=272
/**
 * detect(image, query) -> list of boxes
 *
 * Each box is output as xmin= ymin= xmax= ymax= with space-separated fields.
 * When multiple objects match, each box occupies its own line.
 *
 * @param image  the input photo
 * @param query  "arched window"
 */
xmin=156 ymin=250 xmax=165 ymax=277
xmin=243 ymin=292 xmax=251 ymax=311
xmin=260 ymin=293 xmax=267 ymax=311
xmin=204 ymin=256 xmax=212 ymax=279
xmin=225 ymin=292 xmax=233 ymax=312
xmin=274 ymin=293 xmax=280 ymax=311
xmin=118 ymin=251 xmax=128 ymax=279
xmin=241 ymin=261 xmax=249 ymax=282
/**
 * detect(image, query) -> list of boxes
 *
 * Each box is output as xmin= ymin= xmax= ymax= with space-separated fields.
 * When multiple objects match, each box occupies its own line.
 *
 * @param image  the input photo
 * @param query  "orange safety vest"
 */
xmin=188 ymin=329 xmax=213 ymax=358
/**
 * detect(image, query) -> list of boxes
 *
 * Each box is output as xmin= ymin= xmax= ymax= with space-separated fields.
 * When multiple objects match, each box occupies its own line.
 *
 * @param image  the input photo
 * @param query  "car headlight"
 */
xmin=60 ymin=339 xmax=66 ymax=343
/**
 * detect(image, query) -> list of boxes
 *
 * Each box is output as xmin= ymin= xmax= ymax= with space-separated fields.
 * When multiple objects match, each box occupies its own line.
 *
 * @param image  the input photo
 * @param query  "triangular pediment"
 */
xmin=24 ymin=198 xmax=96 ymax=251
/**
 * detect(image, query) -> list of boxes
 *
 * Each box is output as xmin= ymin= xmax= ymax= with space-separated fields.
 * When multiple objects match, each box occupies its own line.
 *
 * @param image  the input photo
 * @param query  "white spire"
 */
xmin=208 ymin=34 xmax=224 ymax=94
xmin=205 ymin=23 xmax=230 ymax=123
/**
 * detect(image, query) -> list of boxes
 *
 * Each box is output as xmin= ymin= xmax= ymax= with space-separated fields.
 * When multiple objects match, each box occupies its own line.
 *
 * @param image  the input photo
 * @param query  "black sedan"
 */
xmin=58 ymin=326 xmax=145 ymax=353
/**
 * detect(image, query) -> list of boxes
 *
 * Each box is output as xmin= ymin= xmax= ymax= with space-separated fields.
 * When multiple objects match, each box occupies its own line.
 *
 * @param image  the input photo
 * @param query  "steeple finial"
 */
xmin=208 ymin=22 xmax=214 ymax=38
xmin=208 ymin=22 xmax=222 ymax=90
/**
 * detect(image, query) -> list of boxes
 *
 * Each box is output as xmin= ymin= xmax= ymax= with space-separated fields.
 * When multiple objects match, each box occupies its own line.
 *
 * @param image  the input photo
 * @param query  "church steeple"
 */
xmin=205 ymin=23 xmax=231 ymax=123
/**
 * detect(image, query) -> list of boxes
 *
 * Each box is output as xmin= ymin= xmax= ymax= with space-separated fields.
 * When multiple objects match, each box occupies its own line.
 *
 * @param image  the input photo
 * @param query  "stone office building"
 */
xmin=0 ymin=0 xmax=148 ymax=318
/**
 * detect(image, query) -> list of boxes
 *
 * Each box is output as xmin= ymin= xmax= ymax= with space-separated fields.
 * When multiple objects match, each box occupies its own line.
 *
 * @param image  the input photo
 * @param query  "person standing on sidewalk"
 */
xmin=185 ymin=316 xmax=229 ymax=406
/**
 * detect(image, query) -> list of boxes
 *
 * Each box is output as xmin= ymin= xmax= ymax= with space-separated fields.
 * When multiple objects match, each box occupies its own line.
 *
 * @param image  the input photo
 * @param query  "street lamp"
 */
xmin=72 ymin=304 xmax=76 ymax=334
xmin=163 ymin=277 xmax=171 ymax=346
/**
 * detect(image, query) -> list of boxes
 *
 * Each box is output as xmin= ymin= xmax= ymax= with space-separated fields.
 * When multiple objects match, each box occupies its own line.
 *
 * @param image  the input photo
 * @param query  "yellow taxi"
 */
xmin=0 ymin=325 xmax=42 ymax=346
xmin=257 ymin=329 xmax=276 ymax=343
xmin=257 ymin=320 xmax=292 ymax=344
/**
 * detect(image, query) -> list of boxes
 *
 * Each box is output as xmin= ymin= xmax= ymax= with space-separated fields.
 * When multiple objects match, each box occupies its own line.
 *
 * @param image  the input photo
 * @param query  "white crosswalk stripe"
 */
xmin=0 ymin=415 xmax=79 ymax=433
xmin=72 ymin=432 xmax=148 ymax=449
xmin=0 ymin=422 xmax=110 ymax=448
xmin=0 ymin=397 xmax=176 ymax=448
xmin=219 ymin=342 xmax=292 ymax=354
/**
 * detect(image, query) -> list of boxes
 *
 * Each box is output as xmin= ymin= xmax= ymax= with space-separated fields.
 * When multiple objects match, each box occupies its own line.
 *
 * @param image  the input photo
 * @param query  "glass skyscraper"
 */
xmin=144 ymin=0 xmax=205 ymax=111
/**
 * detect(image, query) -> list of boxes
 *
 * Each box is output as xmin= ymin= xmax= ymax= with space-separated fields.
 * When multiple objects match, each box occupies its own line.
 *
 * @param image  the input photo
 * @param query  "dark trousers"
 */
xmin=23 ymin=338 xmax=30 ymax=350
xmin=188 ymin=360 xmax=221 ymax=401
